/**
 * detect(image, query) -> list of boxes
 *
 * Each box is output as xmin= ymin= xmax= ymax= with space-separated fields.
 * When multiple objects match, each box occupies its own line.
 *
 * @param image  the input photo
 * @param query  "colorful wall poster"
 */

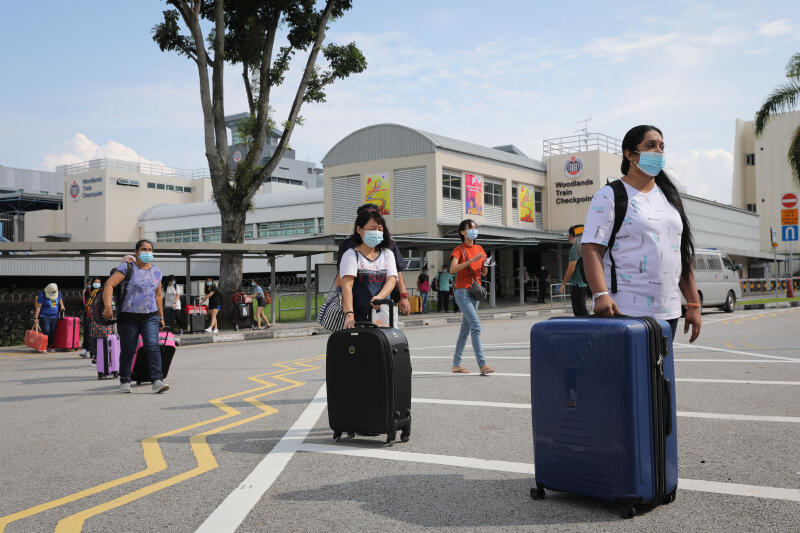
xmin=365 ymin=173 xmax=390 ymax=215
xmin=464 ymin=173 xmax=483 ymax=216
xmin=519 ymin=184 xmax=534 ymax=222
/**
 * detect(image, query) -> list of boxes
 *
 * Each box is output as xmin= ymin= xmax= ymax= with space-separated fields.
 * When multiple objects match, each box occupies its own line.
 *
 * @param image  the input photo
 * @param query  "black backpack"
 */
xmin=578 ymin=180 xmax=628 ymax=294
xmin=91 ymin=263 xmax=133 ymax=325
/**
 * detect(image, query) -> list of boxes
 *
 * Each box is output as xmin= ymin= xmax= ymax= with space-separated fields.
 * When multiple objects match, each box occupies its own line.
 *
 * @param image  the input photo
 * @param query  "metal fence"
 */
xmin=549 ymin=283 xmax=572 ymax=310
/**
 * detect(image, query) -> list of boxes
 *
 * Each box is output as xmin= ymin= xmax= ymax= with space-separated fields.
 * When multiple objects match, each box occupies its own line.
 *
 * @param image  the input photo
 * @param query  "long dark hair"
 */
xmin=351 ymin=210 xmax=392 ymax=250
xmin=621 ymin=125 xmax=694 ymax=280
xmin=458 ymin=219 xmax=477 ymax=242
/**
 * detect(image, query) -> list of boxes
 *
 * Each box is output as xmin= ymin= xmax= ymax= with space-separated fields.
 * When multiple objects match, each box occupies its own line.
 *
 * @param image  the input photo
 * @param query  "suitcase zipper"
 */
xmin=640 ymin=316 xmax=668 ymax=502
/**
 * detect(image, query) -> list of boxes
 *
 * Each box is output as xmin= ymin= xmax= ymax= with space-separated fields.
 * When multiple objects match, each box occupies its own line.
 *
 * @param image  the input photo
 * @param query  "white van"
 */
xmin=688 ymin=249 xmax=742 ymax=313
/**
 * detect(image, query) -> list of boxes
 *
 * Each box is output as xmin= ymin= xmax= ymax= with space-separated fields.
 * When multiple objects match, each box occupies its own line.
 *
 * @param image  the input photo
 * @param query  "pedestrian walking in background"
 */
xmin=86 ymin=277 xmax=113 ymax=364
xmin=163 ymin=275 xmax=182 ymax=333
xmin=200 ymin=278 xmax=221 ymax=334
xmin=80 ymin=278 xmax=93 ymax=357
xmin=339 ymin=209 xmax=398 ymax=328
xmin=248 ymin=279 xmax=272 ymax=329
xmin=435 ymin=265 xmax=454 ymax=312
xmin=536 ymin=265 xmax=550 ymax=304
xmin=560 ymin=225 xmax=590 ymax=316
xmin=582 ymin=124 xmax=702 ymax=342
xmin=449 ymin=219 xmax=494 ymax=375
xmin=33 ymin=283 xmax=65 ymax=353
xmin=103 ymin=239 xmax=169 ymax=393
xmin=337 ymin=203 xmax=410 ymax=315
xmin=417 ymin=269 xmax=430 ymax=313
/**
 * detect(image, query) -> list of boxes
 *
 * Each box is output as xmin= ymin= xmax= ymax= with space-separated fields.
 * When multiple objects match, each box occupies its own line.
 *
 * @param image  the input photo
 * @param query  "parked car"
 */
xmin=685 ymin=249 xmax=742 ymax=313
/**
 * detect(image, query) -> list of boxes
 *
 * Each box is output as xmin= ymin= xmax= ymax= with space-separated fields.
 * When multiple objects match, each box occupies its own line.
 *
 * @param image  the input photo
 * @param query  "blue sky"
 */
xmin=1 ymin=1 xmax=799 ymax=203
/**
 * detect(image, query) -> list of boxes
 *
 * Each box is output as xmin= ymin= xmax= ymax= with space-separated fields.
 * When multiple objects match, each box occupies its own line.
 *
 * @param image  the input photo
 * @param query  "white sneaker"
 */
xmin=212 ymin=328 xmax=219 ymax=334
xmin=204 ymin=328 xmax=212 ymax=333
xmin=119 ymin=382 xmax=132 ymax=393
xmin=79 ymin=349 xmax=89 ymax=358
xmin=152 ymin=380 xmax=169 ymax=393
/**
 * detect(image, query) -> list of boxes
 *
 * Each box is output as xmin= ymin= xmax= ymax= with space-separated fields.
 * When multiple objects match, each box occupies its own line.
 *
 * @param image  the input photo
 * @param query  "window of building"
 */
xmin=156 ymin=229 xmax=199 ymax=243
xmin=534 ymin=188 xmax=543 ymax=228
xmin=745 ymin=153 xmax=755 ymax=166
xmin=184 ymin=187 xmax=192 ymax=193
xmin=481 ymin=178 xmax=502 ymax=207
xmin=116 ymin=179 xmax=139 ymax=187
xmin=395 ymin=167 xmax=428 ymax=220
xmin=156 ymin=183 xmax=165 ymax=190
xmin=166 ymin=184 xmax=175 ymax=191
xmin=244 ymin=224 xmax=254 ymax=240
xmin=147 ymin=182 xmax=156 ymax=189
xmin=746 ymin=203 xmax=757 ymax=213
xmin=442 ymin=170 xmax=462 ymax=200
xmin=511 ymin=186 xmax=518 ymax=209
xmin=318 ymin=217 xmax=325 ymax=234
xmin=203 ymin=226 xmax=221 ymax=241
xmin=307 ymin=167 xmax=313 ymax=174
xmin=331 ymin=175 xmax=361 ymax=224
xmin=175 ymin=186 xmax=184 ymax=192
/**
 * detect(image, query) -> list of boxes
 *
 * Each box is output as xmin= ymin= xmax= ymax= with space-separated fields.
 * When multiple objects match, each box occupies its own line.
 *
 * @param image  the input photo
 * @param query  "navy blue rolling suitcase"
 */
xmin=529 ymin=316 xmax=678 ymax=518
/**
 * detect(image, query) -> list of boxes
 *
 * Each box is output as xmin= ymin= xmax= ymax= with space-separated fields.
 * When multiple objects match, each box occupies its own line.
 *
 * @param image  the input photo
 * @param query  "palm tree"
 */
xmin=755 ymin=53 xmax=800 ymax=188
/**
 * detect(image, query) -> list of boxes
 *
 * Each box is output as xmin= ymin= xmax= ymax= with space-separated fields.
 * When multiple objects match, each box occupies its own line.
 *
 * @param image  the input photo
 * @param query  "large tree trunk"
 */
xmin=217 ymin=196 xmax=246 ymax=329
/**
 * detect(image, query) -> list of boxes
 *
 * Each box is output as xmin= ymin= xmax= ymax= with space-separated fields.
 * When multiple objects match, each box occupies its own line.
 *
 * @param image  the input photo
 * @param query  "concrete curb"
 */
xmin=740 ymin=300 xmax=800 ymax=310
xmin=175 ymin=307 xmax=570 ymax=346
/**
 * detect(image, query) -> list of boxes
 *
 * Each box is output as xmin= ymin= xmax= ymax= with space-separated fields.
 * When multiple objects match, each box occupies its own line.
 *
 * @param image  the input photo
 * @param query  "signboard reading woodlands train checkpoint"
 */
xmin=364 ymin=173 xmax=390 ymax=215
xmin=465 ymin=173 xmax=483 ymax=216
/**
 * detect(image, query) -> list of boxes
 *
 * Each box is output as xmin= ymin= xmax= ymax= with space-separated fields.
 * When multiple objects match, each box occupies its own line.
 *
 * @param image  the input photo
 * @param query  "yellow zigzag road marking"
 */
xmin=0 ymin=355 xmax=324 ymax=533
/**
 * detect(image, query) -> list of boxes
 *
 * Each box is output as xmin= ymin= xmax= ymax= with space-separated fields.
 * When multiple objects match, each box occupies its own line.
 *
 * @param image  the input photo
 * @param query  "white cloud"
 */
xmin=757 ymin=19 xmax=795 ymax=37
xmin=667 ymin=148 xmax=734 ymax=203
xmin=41 ymin=133 xmax=169 ymax=171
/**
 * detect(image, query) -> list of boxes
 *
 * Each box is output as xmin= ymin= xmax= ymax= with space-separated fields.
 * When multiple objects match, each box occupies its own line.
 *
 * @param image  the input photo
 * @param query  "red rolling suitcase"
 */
xmin=54 ymin=315 xmax=81 ymax=350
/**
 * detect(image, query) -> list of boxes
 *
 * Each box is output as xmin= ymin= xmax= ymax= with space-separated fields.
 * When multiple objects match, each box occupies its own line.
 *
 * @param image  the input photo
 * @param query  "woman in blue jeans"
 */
xmin=449 ymin=219 xmax=494 ymax=375
xmin=103 ymin=239 xmax=169 ymax=394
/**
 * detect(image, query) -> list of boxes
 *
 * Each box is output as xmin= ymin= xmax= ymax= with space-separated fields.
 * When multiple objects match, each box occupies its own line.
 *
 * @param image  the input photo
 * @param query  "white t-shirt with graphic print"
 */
xmin=582 ymin=181 xmax=683 ymax=319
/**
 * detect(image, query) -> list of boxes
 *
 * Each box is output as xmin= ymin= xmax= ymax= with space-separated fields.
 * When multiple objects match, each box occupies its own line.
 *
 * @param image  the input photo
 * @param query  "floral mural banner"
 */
xmin=464 ymin=173 xmax=483 ymax=216
xmin=519 ymin=184 xmax=534 ymax=222
xmin=365 ymin=173 xmax=390 ymax=215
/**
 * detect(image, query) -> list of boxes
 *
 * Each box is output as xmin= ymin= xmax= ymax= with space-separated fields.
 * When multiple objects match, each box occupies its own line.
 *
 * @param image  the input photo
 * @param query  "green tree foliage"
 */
xmin=755 ymin=53 xmax=800 ymax=188
xmin=152 ymin=1 xmax=366 ymax=321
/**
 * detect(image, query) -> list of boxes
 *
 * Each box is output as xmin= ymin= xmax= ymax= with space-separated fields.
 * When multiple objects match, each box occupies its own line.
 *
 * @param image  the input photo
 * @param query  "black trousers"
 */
xmin=437 ymin=291 xmax=450 ymax=312
xmin=571 ymin=286 xmax=590 ymax=317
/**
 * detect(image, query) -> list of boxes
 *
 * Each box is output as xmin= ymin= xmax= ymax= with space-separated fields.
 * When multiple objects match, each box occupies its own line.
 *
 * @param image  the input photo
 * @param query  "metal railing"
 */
xmin=549 ymin=283 xmax=572 ymax=310
xmin=740 ymin=277 xmax=800 ymax=296
xmin=276 ymin=291 xmax=321 ymax=321
xmin=62 ymin=159 xmax=210 ymax=180
xmin=543 ymin=132 xmax=622 ymax=156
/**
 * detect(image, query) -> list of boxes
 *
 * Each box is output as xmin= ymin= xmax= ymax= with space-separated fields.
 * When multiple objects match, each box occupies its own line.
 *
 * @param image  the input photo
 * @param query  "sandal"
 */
xmin=452 ymin=366 xmax=470 ymax=374
xmin=480 ymin=365 xmax=495 ymax=375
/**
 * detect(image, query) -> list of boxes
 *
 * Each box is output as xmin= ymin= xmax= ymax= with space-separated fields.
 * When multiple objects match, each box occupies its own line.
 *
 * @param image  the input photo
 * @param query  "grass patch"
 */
xmin=264 ymin=293 xmax=327 ymax=322
xmin=736 ymin=296 xmax=800 ymax=306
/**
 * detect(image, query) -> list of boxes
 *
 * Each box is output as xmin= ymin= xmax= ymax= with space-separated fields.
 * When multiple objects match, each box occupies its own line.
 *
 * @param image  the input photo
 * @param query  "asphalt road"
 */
xmin=1 ymin=307 xmax=799 ymax=532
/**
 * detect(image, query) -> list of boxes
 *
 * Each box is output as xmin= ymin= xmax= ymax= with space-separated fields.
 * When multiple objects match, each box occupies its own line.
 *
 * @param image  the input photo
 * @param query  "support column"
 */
xmin=270 ymin=255 xmax=277 ymax=324
xmin=305 ymin=255 xmax=312 ymax=321
xmin=519 ymin=246 xmax=525 ymax=305
xmin=185 ymin=255 xmax=192 ymax=303
xmin=83 ymin=254 xmax=90 ymax=293
xmin=556 ymin=244 xmax=563 ymax=285
xmin=489 ymin=250 xmax=496 ymax=308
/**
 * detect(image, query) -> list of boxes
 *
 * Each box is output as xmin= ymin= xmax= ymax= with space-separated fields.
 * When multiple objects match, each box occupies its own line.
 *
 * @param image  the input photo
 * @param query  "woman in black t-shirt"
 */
xmin=200 ymin=278 xmax=221 ymax=334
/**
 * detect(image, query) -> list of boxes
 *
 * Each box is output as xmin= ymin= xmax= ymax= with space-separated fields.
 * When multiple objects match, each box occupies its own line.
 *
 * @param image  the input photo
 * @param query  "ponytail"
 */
xmin=655 ymin=170 xmax=694 ymax=280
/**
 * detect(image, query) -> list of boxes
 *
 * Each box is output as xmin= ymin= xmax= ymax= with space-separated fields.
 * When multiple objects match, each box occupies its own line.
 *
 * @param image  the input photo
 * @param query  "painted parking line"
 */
xmin=413 ymin=356 xmax=799 ymax=364
xmin=411 ymin=398 xmax=800 ymax=423
xmin=298 ymin=443 xmax=800 ymax=503
xmin=195 ymin=383 xmax=328 ymax=533
xmin=674 ymin=343 xmax=798 ymax=362
xmin=413 ymin=372 xmax=800 ymax=385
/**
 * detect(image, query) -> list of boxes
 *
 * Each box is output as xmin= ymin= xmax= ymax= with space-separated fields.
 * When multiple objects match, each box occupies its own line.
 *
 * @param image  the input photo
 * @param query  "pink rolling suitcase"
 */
xmin=54 ymin=316 xmax=81 ymax=350
xmin=131 ymin=331 xmax=177 ymax=385
xmin=96 ymin=334 xmax=120 ymax=380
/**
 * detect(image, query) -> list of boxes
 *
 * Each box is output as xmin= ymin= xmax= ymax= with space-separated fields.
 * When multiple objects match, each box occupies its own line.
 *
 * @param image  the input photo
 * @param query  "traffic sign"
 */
xmin=782 ymin=225 xmax=798 ymax=241
xmin=782 ymin=193 xmax=798 ymax=208
xmin=782 ymin=209 xmax=798 ymax=225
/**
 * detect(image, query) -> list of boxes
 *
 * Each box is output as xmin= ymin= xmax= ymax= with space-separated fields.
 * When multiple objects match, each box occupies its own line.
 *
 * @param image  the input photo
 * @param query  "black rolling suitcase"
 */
xmin=233 ymin=302 xmax=253 ymax=331
xmin=326 ymin=299 xmax=412 ymax=446
xmin=183 ymin=297 xmax=206 ymax=333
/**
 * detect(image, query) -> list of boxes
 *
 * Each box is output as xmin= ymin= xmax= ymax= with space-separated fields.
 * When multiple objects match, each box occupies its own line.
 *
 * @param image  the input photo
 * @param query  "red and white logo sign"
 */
xmin=781 ymin=192 xmax=798 ymax=208
xmin=564 ymin=156 xmax=583 ymax=178
xmin=233 ymin=150 xmax=242 ymax=162
xmin=69 ymin=180 xmax=81 ymax=201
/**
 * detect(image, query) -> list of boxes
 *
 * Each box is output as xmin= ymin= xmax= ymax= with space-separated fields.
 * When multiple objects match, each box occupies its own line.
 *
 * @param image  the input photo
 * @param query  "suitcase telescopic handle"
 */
xmin=371 ymin=298 xmax=395 ymax=328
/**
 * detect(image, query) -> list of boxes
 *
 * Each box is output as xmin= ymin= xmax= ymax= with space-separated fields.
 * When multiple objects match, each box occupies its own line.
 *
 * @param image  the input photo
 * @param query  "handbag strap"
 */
xmin=33 ymin=321 xmax=42 ymax=333
xmin=460 ymin=245 xmax=481 ymax=283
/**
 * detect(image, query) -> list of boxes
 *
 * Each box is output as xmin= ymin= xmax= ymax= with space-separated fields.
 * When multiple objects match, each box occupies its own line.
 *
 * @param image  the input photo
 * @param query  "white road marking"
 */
xmin=416 ymin=344 xmax=527 ymax=351
xmin=704 ymin=308 xmax=797 ymax=324
xmin=299 ymin=443 xmax=800 ymax=502
xmin=673 ymin=359 xmax=800 ymax=364
xmin=412 ymin=398 xmax=800 ymax=423
xmin=412 ymin=356 xmax=529 ymax=360
xmin=298 ymin=443 xmax=535 ymax=474
xmin=414 ymin=372 xmax=800 ymax=385
xmin=674 ymin=343 xmax=798 ymax=362
xmin=195 ymin=384 xmax=328 ymax=533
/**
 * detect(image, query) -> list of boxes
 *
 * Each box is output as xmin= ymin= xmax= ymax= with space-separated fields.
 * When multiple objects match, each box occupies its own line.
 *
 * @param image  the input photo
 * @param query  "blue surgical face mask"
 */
xmin=139 ymin=252 xmax=154 ymax=263
xmin=206 ymin=281 xmax=212 ymax=286
xmin=92 ymin=282 xmax=101 ymax=289
xmin=362 ymin=230 xmax=384 ymax=248
xmin=635 ymin=151 xmax=665 ymax=177
xmin=466 ymin=229 xmax=479 ymax=240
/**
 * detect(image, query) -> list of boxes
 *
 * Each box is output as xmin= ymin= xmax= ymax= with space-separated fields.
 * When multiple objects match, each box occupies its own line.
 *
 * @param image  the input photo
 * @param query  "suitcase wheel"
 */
xmin=663 ymin=489 xmax=677 ymax=504
xmin=385 ymin=435 xmax=394 ymax=447
xmin=616 ymin=503 xmax=637 ymax=519
xmin=347 ymin=432 xmax=355 ymax=439
xmin=112 ymin=372 xmax=119 ymax=378
xmin=333 ymin=431 xmax=342 ymax=442
xmin=97 ymin=373 xmax=103 ymax=380
xmin=530 ymin=482 xmax=545 ymax=500
xmin=136 ymin=381 xmax=142 ymax=386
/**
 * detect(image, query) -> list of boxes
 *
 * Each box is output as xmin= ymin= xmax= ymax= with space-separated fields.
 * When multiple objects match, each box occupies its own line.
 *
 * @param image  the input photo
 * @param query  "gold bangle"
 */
xmin=686 ymin=302 xmax=701 ymax=308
